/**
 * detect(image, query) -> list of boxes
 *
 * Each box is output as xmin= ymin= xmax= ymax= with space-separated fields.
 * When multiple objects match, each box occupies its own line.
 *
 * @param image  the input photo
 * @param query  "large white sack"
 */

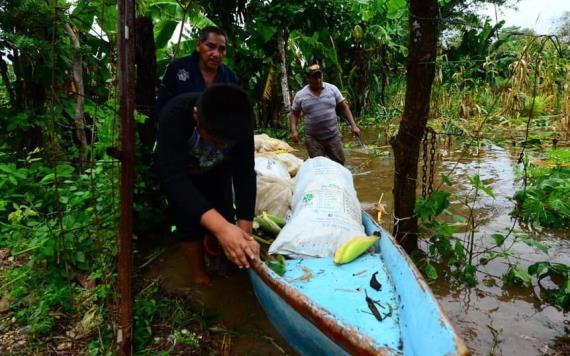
xmin=269 ymin=157 xmax=364 ymax=258
xmin=255 ymin=175 xmax=294 ymax=219
xmin=254 ymin=156 xmax=290 ymax=179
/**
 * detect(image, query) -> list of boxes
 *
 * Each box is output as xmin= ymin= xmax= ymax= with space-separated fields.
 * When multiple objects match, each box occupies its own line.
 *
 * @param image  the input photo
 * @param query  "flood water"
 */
xmin=147 ymin=128 xmax=569 ymax=355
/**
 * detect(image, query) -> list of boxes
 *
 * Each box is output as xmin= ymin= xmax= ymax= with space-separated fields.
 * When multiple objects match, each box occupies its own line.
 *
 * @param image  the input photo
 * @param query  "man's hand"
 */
xmin=351 ymin=125 xmax=361 ymax=138
xmin=290 ymin=111 xmax=300 ymax=143
xmin=201 ymin=209 xmax=259 ymax=269
xmin=291 ymin=129 xmax=300 ymax=143
xmin=237 ymin=219 xmax=253 ymax=234
xmin=217 ymin=223 xmax=259 ymax=269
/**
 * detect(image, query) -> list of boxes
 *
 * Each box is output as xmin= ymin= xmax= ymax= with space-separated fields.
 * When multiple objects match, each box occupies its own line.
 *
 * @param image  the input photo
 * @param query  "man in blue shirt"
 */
xmin=155 ymin=26 xmax=240 ymax=118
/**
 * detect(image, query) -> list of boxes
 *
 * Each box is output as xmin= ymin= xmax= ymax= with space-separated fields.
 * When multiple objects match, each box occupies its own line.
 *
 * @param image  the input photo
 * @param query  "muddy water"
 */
xmin=148 ymin=128 xmax=569 ymax=355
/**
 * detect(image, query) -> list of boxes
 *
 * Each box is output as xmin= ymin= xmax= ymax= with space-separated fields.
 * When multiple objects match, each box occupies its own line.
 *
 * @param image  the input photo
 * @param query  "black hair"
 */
xmin=197 ymin=84 xmax=253 ymax=141
xmin=198 ymin=26 xmax=228 ymax=42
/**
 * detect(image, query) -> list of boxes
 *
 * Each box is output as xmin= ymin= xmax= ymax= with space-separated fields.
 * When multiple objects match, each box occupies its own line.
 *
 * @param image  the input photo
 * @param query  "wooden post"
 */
xmin=390 ymin=0 xmax=438 ymax=252
xmin=117 ymin=0 xmax=135 ymax=354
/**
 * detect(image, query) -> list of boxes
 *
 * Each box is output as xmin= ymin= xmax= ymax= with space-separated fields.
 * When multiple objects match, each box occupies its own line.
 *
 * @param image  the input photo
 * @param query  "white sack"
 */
xmin=269 ymin=157 xmax=364 ymax=258
xmin=255 ymin=175 xmax=294 ymax=219
xmin=255 ymin=156 xmax=290 ymax=179
xmin=274 ymin=153 xmax=304 ymax=177
xmin=257 ymin=152 xmax=304 ymax=177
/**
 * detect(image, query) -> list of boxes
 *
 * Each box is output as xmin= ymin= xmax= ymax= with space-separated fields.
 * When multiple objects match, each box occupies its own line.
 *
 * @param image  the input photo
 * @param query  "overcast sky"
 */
xmin=480 ymin=0 xmax=570 ymax=34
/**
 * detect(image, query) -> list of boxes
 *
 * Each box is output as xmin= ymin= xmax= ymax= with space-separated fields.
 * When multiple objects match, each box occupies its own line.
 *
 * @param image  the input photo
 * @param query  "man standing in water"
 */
xmin=290 ymin=64 xmax=360 ymax=165
xmin=155 ymin=26 xmax=240 ymax=118
xmin=154 ymin=84 xmax=259 ymax=284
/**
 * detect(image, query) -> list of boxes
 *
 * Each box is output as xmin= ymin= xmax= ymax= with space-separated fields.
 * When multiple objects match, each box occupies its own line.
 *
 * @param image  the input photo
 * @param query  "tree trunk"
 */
xmin=353 ymin=41 xmax=367 ymax=117
xmin=380 ymin=45 xmax=387 ymax=106
xmin=64 ymin=22 xmax=88 ymax=148
xmin=261 ymin=69 xmax=278 ymax=128
xmin=390 ymin=0 xmax=438 ymax=252
xmin=134 ymin=16 xmax=157 ymax=160
xmin=10 ymin=48 xmax=44 ymax=150
xmin=11 ymin=49 xmax=46 ymax=112
xmin=0 ymin=59 xmax=15 ymax=110
xmin=277 ymin=28 xmax=291 ymax=115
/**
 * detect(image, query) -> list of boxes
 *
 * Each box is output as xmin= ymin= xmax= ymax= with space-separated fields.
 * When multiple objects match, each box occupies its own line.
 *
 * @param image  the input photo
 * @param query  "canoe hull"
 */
xmin=249 ymin=270 xmax=348 ymax=355
xmin=249 ymin=212 xmax=469 ymax=356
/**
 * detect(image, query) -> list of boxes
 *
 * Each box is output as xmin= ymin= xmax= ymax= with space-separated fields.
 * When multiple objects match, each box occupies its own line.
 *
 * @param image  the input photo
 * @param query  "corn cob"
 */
xmin=334 ymin=236 xmax=379 ymax=265
xmin=264 ymin=212 xmax=286 ymax=228
xmin=254 ymin=214 xmax=281 ymax=237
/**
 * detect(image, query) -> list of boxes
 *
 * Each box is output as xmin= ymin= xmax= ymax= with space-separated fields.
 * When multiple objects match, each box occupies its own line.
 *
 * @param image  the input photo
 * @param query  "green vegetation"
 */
xmin=415 ymin=184 xmax=569 ymax=311
xmin=1 ymin=0 xmax=569 ymax=352
xmin=514 ymin=149 xmax=570 ymax=228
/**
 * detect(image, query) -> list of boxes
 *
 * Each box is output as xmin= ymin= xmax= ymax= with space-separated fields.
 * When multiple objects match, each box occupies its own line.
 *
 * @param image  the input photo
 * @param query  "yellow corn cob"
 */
xmin=334 ymin=236 xmax=379 ymax=265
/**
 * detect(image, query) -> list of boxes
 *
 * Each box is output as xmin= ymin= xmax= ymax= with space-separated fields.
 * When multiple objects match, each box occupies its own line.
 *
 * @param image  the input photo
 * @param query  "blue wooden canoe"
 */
xmin=249 ymin=212 xmax=469 ymax=355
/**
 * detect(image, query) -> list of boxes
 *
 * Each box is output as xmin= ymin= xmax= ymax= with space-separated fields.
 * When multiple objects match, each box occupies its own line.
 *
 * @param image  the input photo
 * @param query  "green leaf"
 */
xmin=432 ymin=221 xmax=456 ymax=237
xmin=386 ymin=0 xmax=406 ymax=19
xmin=491 ymin=233 xmax=506 ymax=247
xmin=441 ymin=174 xmax=453 ymax=186
xmin=76 ymin=251 xmax=86 ymax=264
xmin=505 ymin=267 xmax=532 ymax=287
xmin=415 ymin=191 xmax=450 ymax=220
xmin=56 ymin=164 xmax=75 ymax=178
xmin=454 ymin=241 xmax=466 ymax=260
xmin=519 ymin=236 xmax=549 ymax=254
xmin=461 ymin=264 xmax=478 ymax=286
xmin=8 ymin=175 xmax=17 ymax=185
xmin=257 ymin=24 xmax=277 ymax=43
xmin=0 ymin=164 xmax=15 ymax=175
xmin=469 ymin=175 xmax=495 ymax=198
xmin=528 ymin=262 xmax=549 ymax=277
xmin=266 ymin=255 xmax=286 ymax=276
xmin=424 ymin=263 xmax=438 ymax=280
xmin=40 ymin=173 xmax=55 ymax=184
xmin=187 ymin=12 xmax=215 ymax=29
xmin=155 ymin=19 xmax=178 ymax=49
xmin=549 ymin=263 xmax=570 ymax=277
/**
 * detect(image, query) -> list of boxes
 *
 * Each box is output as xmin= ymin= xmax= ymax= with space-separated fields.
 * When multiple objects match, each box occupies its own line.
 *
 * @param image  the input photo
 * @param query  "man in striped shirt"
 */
xmin=290 ymin=64 xmax=360 ymax=165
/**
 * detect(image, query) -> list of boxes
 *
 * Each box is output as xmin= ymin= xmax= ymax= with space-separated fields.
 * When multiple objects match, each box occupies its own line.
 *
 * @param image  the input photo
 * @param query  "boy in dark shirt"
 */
xmin=153 ymin=84 xmax=258 ymax=284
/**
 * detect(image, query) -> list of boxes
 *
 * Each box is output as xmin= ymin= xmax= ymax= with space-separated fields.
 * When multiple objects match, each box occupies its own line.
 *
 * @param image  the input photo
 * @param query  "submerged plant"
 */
xmin=513 ymin=149 xmax=570 ymax=228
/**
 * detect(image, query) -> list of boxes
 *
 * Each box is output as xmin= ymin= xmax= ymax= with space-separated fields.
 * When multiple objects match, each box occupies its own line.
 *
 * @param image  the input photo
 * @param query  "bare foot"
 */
xmin=192 ymin=273 xmax=211 ymax=285
xmin=181 ymin=240 xmax=212 ymax=286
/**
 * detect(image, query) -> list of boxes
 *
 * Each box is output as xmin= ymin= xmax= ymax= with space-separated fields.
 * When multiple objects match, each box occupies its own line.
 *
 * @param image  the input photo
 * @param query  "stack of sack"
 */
xmin=254 ymin=135 xmax=364 ymax=259
xmin=254 ymin=134 xmax=303 ymax=219
xmin=268 ymin=157 xmax=364 ymax=258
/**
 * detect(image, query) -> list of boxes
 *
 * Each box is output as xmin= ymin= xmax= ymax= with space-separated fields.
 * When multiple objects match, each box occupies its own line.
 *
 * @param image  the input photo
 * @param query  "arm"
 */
xmin=200 ymin=209 xmax=258 ymax=268
xmin=337 ymin=100 xmax=360 ymax=137
xmin=290 ymin=110 xmax=301 ymax=143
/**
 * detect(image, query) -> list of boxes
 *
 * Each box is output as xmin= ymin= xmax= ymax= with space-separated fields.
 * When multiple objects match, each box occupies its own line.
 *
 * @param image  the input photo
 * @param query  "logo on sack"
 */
xmin=177 ymin=69 xmax=190 ymax=81
xmin=303 ymin=193 xmax=314 ymax=203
